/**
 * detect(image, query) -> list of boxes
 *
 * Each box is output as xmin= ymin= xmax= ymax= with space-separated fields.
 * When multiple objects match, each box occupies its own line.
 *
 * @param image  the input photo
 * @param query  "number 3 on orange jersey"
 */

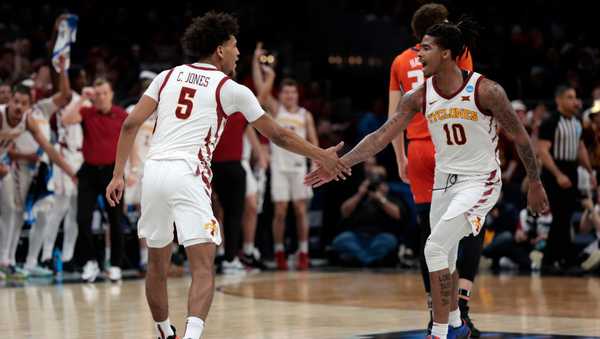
xmin=175 ymin=87 xmax=197 ymax=119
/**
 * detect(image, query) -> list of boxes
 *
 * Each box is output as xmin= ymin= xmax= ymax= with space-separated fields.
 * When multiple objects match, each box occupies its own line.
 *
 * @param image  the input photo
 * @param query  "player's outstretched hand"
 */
xmin=106 ymin=176 xmax=125 ymax=207
xmin=527 ymin=180 xmax=549 ymax=214
xmin=305 ymin=142 xmax=351 ymax=187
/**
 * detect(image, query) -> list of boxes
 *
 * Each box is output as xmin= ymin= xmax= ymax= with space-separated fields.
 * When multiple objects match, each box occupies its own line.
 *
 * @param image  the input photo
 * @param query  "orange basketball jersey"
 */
xmin=390 ymin=44 xmax=473 ymax=140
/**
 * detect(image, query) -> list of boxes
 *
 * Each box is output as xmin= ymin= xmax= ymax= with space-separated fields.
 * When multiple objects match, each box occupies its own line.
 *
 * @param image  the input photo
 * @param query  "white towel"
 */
xmin=52 ymin=15 xmax=79 ymax=72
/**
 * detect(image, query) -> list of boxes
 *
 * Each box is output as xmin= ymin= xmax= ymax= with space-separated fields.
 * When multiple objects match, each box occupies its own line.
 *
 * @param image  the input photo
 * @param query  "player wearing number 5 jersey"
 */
xmin=306 ymin=19 xmax=548 ymax=339
xmin=105 ymin=12 xmax=349 ymax=339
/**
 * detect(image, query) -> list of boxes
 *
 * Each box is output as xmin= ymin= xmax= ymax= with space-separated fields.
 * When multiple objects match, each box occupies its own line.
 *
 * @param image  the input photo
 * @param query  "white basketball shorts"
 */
xmin=138 ymin=159 xmax=222 ymax=248
xmin=430 ymin=168 xmax=502 ymax=237
xmin=270 ymin=169 xmax=313 ymax=202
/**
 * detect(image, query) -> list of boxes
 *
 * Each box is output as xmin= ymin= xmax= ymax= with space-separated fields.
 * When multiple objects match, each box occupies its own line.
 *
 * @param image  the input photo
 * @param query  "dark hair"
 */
xmin=12 ymin=84 xmax=32 ymax=100
xmin=425 ymin=16 xmax=479 ymax=60
xmin=280 ymin=78 xmax=298 ymax=89
xmin=181 ymin=12 xmax=239 ymax=60
xmin=555 ymin=85 xmax=574 ymax=98
xmin=411 ymin=3 xmax=449 ymax=41
xmin=0 ymin=81 xmax=11 ymax=88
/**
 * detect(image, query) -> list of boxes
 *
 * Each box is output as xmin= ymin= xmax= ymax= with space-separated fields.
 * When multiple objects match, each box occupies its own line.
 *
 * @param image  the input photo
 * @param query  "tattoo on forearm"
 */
xmin=342 ymin=103 xmax=416 ymax=167
xmin=484 ymin=80 xmax=540 ymax=181
xmin=439 ymin=273 xmax=452 ymax=306
xmin=516 ymin=141 xmax=540 ymax=181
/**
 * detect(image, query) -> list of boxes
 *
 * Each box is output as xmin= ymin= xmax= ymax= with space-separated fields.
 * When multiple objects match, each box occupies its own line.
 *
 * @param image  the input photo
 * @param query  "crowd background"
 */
xmin=1 ymin=1 xmax=600 ymax=281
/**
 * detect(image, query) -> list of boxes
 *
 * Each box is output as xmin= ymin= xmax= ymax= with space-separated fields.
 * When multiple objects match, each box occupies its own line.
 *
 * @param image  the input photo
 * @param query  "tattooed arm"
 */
xmin=477 ymin=78 xmax=548 ymax=213
xmin=341 ymin=86 xmax=423 ymax=167
xmin=304 ymin=86 xmax=423 ymax=187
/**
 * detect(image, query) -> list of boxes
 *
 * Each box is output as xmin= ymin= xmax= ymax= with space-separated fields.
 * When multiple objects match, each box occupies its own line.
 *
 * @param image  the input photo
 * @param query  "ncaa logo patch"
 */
xmin=466 ymin=84 xmax=474 ymax=93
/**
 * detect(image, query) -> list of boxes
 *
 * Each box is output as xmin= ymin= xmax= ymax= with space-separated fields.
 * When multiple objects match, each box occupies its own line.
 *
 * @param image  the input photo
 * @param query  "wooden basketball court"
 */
xmin=1 ymin=271 xmax=599 ymax=338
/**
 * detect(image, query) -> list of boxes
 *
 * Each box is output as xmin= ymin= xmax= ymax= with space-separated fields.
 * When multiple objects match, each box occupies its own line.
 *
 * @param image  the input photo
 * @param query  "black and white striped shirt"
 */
xmin=539 ymin=113 xmax=582 ymax=162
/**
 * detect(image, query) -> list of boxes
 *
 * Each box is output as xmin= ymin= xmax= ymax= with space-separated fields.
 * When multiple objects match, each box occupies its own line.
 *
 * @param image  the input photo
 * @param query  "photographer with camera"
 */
xmin=331 ymin=158 xmax=406 ymax=266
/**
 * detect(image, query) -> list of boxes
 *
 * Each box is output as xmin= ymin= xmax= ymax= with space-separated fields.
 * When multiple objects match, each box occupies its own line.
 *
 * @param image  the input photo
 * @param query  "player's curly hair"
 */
xmin=425 ymin=16 xmax=479 ymax=60
xmin=411 ymin=3 xmax=449 ymax=41
xmin=181 ymin=12 xmax=239 ymax=59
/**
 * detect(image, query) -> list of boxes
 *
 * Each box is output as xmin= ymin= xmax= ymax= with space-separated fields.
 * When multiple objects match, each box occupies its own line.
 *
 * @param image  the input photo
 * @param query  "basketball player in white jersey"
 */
xmin=0 ymin=84 xmax=76 ymax=279
xmin=306 ymin=19 xmax=548 ymax=339
xmin=253 ymin=48 xmax=319 ymax=270
xmin=39 ymin=66 xmax=88 ymax=273
xmin=105 ymin=12 xmax=348 ymax=339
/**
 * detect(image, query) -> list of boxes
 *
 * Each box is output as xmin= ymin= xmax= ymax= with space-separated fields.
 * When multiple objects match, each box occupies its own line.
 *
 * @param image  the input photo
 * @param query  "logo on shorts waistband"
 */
xmin=204 ymin=219 xmax=218 ymax=237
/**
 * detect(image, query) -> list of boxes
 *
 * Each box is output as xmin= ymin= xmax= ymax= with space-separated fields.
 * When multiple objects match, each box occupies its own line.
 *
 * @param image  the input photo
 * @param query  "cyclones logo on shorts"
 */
xmin=203 ymin=219 xmax=218 ymax=237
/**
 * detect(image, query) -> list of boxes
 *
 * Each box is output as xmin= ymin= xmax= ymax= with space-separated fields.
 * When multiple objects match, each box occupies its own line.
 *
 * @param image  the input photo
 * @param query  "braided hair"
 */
xmin=425 ymin=16 xmax=479 ymax=60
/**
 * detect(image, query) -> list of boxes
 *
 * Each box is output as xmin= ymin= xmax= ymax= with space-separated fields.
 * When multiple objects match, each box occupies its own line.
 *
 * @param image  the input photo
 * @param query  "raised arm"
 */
xmin=477 ymin=78 xmax=548 ymax=213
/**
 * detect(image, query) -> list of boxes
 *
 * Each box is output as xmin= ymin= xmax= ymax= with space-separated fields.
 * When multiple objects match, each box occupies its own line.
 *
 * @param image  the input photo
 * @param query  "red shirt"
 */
xmin=213 ymin=112 xmax=247 ymax=162
xmin=80 ymin=105 xmax=127 ymax=165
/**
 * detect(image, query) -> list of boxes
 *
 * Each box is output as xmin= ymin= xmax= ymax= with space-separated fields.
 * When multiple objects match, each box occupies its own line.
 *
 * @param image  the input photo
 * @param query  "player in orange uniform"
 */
xmin=388 ymin=4 xmax=480 ymax=336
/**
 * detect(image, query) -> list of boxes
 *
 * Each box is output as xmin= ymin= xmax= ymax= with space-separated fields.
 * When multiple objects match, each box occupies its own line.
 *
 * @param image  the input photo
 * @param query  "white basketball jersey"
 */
xmin=0 ymin=105 xmax=28 ymax=159
xmin=271 ymin=106 xmax=308 ymax=172
xmin=14 ymin=109 xmax=51 ymax=163
xmin=424 ymin=72 xmax=500 ymax=175
xmin=145 ymin=63 xmax=264 ymax=181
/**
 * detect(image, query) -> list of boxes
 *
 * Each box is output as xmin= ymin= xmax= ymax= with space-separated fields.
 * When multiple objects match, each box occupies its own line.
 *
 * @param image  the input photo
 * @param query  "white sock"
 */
xmin=184 ymin=316 xmax=204 ymax=339
xmin=243 ymin=243 xmax=254 ymax=256
xmin=298 ymin=241 xmax=308 ymax=253
xmin=274 ymin=243 xmax=284 ymax=253
xmin=155 ymin=318 xmax=175 ymax=338
xmin=449 ymin=308 xmax=462 ymax=328
xmin=431 ymin=322 xmax=448 ymax=339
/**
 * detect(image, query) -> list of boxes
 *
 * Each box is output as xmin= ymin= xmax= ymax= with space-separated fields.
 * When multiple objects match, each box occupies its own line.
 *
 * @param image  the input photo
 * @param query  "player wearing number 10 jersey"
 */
xmin=105 ymin=12 xmax=348 ymax=339
xmin=305 ymin=19 xmax=548 ymax=339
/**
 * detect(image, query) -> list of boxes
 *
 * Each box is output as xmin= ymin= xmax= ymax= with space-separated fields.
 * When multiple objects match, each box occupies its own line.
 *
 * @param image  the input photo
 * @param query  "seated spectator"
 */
xmin=576 ymin=196 xmax=600 ymax=272
xmin=483 ymin=198 xmax=551 ymax=272
xmin=331 ymin=158 xmax=406 ymax=267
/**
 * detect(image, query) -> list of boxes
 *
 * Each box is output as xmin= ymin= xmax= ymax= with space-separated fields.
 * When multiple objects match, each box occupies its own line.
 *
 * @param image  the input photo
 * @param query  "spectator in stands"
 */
xmin=483 ymin=196 xmax=550 ymax=272
xmin=331 ymin=158 xmax=405 ymax=267
xmin=0 ymin=82 xmax=11 ymax=104
xmin=577 ymin=195 xmax=600 ymax=272
xmin=62 ymin=78 xmax=127 ymax=283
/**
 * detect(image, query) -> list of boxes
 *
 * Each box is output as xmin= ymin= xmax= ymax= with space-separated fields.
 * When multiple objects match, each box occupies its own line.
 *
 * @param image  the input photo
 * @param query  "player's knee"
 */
xmin=424 ymin=239 xmax=449 ymax=272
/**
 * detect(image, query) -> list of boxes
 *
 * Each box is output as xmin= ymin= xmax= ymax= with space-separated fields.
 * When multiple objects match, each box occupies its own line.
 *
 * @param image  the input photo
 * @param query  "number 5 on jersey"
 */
xmin=176 ymin=87 xmax=197 ymax=119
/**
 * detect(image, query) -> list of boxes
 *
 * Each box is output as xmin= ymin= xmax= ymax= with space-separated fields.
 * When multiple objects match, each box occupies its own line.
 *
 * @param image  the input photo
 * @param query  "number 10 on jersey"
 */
xmin=443 ymin=123 xmax=466 ymax=145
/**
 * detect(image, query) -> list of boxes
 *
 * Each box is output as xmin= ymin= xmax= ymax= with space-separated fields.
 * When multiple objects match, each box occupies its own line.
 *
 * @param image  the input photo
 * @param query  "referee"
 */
xmin=537 ymin=85 xmax=596 ymax=272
